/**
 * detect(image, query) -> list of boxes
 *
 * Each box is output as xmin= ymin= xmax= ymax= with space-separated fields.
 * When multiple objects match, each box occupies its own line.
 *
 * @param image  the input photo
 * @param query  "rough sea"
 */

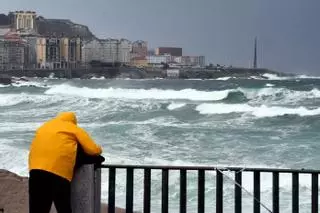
xmin=1 ymin=73 xmax=320 ymax=212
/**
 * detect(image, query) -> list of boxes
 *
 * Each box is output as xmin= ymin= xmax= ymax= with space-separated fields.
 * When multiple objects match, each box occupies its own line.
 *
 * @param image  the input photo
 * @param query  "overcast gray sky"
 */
xmin=2 ymin=0 xmax=320 ymax=75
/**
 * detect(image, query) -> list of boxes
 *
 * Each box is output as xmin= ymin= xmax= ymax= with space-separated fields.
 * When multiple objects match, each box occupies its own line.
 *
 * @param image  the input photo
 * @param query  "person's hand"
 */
xmin=95 ymin=155 xmax=105 ymax=164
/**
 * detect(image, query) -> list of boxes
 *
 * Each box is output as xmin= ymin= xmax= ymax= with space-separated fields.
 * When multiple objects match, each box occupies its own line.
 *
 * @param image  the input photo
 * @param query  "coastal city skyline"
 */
xmin=1 ymin=0 xmax=320 ymax=75
xmin=0 ymin=10 xmax=207 ymax=71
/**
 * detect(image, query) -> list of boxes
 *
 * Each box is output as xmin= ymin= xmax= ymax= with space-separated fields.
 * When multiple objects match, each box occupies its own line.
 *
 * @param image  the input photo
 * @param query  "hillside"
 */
xmin=0 ymin=13 xmax=96 ymax=39
xmin=0 ymin=14 xmax=10 ymax=25
xmin=35 ymin=16 xmax=96 ymax=39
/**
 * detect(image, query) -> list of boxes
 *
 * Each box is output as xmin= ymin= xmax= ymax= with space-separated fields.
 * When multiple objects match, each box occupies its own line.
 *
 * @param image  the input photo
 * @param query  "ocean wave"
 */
xmin=259 ymin=73 xmax=320 ymax=80
xmin=215 ymin=76 xmax=233 ymax=81
xmin=91 ymin=76 xmax=106 ymax=80
xmin=196 ymin=103 xmax=320 ymax=117
xmin=43 ymin=84 xmax=320 ymax=105
xmin=11 ymin=80 xmax=49 ymax=88
xmin=262 ymin=73 xmax=291 ymax=80
xmin=238 ymin=87 xmax=320 ymax=104
xmin=45 ymin=84 xmax=233 ymax=101
xmin=0 ymin=93 xmax=89 ymax=108
xmin=296 ymin=74 xmax=320 ymax=79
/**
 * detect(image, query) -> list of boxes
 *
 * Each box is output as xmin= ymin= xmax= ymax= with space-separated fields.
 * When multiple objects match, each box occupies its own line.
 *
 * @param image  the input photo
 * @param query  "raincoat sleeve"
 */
xmin=74 ymin=127 xmax=102 ymax=156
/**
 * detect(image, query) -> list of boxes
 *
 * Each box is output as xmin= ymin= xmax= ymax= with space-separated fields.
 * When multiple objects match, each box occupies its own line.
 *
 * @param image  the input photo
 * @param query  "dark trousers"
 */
xmin=29 ymin=169 xmax=72 ymax=213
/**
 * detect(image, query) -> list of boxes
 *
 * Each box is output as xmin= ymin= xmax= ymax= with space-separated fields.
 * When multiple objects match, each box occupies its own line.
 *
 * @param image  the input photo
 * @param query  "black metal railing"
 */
xmin=99 ymin=165 xmax=320 ymax=213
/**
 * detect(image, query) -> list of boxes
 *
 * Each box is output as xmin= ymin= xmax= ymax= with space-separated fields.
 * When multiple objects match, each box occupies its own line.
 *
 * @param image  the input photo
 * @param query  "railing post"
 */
xmin=253 ymin=171 xmax=260 ymax=213
xmin=292 ymin=172 xmax=299 ymax=213
xmin=312 ymin=173 xmax=318 ymax=213
xmin=235 ymin=171 xmax=242 ymax=213
xmin=198 ymin=170 xmax=205 ymax=213
xmin=108 ymin=167 xmax=116 ymax=213
xmin=71 ymin=164 xmax=101 ymax=213
xmin=126 ymin=168 xmax=134 ymax=213
xmin=162 ymin=169 xmax=169 ymax=213
xmin=216 ymin=170 xmax=223 ymax=213
xmin=272 ymin=172 xmax=279 ymax=213
xmin=180 ymin=169 xmax=187 ymax=213
xmin=144 ymin=169 xmax=151 ymax=213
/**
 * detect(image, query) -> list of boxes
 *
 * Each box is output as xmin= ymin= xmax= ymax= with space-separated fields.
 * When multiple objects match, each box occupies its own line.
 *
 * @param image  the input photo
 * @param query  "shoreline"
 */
xmin=0 ymin=67 xmax=289 ymax=81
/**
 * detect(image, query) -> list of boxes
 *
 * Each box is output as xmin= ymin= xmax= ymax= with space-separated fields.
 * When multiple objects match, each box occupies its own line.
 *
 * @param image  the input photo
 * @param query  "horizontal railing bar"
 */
xmin=99 ymin=164 xmax=320 ymax=174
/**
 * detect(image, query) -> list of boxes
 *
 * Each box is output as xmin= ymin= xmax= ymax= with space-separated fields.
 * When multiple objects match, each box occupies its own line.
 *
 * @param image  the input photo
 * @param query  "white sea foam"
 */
xmin=262 ymin=73 xmax=291 ymax=80
xmin=196 ymin=103 xmax=320 ymax=117
xmin=216 ymin=76 xmax=232 ymax=81
xmin=239 ymin=87 xmax=320 ymax=104
xmin=167 ymin=103 xmax=186 ymax=110
xmin=265 ymin=83 xmax=275 ymax=87
xmin=296 ymin=74 xmax=320 ymax=79
xmin=261 ymin=73 xmax=320 ymax=81
xmin=12 ymin=80 xmax=49 ymax=88
xmin=0 ymin=141 xmax=29 ymax=177
xmin=91 ymin=76 xmax=106 ymax=80
xmin=45 ymin=84 xmax=232 ymax=101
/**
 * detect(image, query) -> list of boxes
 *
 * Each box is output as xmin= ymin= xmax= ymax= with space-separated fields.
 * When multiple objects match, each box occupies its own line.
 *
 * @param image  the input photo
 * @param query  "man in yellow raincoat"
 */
xmin=28 ymin=112 xmax=103 ymax=213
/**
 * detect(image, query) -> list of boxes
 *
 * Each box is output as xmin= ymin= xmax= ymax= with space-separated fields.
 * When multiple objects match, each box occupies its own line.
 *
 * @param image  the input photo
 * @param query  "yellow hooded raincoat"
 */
xmin=28 ymin=112 xmax=102 ymax=182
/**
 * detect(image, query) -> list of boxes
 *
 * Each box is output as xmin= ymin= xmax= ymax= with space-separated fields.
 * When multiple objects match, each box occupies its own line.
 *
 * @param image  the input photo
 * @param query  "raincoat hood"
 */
xmin=55 ymin=112 xmax=77 ymax=124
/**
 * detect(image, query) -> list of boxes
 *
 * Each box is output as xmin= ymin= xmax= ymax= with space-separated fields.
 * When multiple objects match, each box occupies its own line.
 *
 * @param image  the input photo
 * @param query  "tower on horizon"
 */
xmin=253 ymin=37 xmax=257 ymax=69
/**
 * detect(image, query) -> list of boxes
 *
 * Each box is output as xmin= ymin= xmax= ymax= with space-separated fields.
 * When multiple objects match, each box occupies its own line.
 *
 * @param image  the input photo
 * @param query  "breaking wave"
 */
xmin=167 ymin=103 xmax=187 ymax=110
xmin=44 ymin=84 xmax=320 ymax=104
xmin=45 ymin=84 xmax=232 ymax=101
xmin=196 ymin=103 xmax=320 ymax=117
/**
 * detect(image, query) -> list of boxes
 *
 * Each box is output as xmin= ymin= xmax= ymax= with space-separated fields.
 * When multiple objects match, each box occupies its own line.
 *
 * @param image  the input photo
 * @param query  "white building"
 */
xmin=166 ymin=69 xmax=180 ymax=78
xmin=147 ymin=54 xmax=171 ymax=65
xmin=100 ymin=39 xmax=119 ymax=62
xmin=82 ymin=38 xmax=132 ymax=64
xmin=9 ymin=11 xmax=37 ymax=31
xmin=173 ymin=56 xmax=182 ymax=64
xmin=118 ymin=39 xmax=132 ymax=63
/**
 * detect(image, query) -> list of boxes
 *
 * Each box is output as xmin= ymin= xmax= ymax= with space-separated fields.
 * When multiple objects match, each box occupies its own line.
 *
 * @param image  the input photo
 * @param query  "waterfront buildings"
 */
xmin=44 ymin=36 xmax=82 ymax=69
xmin=0 ymin=30 xmax=26 ymax=70
xmin=0 ymin=10 xmax=207 ymax=70
xmin=131 ymin=40 xmax=148 ymax=58
xmin=155 ymin=47 xmax=182 ymax=57
xmin=8 ymin=11 xmax=37 ymax=31
xmin=82 ymin=38 xmax=132 ymax=64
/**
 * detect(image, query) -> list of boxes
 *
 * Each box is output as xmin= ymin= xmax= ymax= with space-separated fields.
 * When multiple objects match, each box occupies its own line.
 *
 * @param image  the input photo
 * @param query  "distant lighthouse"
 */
xmin=253 ymin=37 xmax=257 ymax=69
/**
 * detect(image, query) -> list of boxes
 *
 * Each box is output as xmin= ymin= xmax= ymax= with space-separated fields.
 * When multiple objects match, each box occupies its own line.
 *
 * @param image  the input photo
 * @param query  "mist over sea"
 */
xmin=1 ymin=73 xmax=320 ymax=212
